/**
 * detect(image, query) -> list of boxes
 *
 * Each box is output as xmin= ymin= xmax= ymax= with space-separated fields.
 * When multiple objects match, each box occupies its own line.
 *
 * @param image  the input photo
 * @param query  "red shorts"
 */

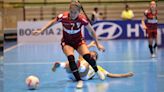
xmin=146 ymin=29 xmax=157 ymax=38
xmin=61 ymin=38 xmax=86 ymax=50
xmin=146 ymin=23 xmax=157 ymax=38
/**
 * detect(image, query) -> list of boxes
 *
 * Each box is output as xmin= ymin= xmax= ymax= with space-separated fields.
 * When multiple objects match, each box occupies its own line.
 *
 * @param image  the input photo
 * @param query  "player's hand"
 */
xmin=90 ymin=41 xmax=96 ymax=47
xmin=52 ymin=62 xmax=60 ymax=72
xmin=97 ymin=43 xmax=105 ymax=52
xmin=143 ymin=25 xmax=147 ymax=30
xmin=128 ymin=72 xmax=134 ymax=77
xmin=32 ymin=30 xmax=42 ymax=36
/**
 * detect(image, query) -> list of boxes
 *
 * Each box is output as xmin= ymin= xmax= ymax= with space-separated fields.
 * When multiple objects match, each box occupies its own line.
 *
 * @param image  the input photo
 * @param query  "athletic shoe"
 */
xmin=151 ymin=54 xmax=156 ymax=58
xmin=154 ymin=47 xmax=157 ymax=55
xmin=97 ymin=70 xmax=105 ymax=80
xmin=76 ymin=80 xmax=83 ymax=89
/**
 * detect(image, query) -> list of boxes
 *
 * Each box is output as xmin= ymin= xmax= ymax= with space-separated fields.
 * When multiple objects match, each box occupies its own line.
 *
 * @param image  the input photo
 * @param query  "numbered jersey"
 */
xmin=56 ymin=11 xmax=88 ymax=43
xmin=144 ymin=9 xmax=158 ymax=30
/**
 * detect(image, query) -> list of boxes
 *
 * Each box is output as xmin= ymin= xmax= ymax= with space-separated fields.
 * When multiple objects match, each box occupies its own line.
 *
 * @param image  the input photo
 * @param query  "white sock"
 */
xmin=60 ymin=62 xmax=66 ymax=68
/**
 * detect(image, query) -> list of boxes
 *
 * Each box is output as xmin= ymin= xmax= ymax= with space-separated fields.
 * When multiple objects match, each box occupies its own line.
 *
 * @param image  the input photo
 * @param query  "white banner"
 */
xmin=17 ymin=21 xmax=63 ymax=43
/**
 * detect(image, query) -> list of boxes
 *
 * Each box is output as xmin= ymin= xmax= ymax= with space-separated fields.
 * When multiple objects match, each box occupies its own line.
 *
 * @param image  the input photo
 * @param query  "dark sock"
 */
xmin=67 ymin=55 xmax=81 ymax=81
xmin=154 ymin=43 xmax=157 ymax=49
xmin=83 ymin=54 xmax=98 ymax=72
xmin=149 ymin=45 xmax=153 ymax=54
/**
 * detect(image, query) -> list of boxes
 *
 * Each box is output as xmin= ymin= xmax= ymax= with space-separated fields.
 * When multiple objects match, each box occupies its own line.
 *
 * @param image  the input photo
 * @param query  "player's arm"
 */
xmin=141 ymin=10 xmax=148 ymax=30
xmin=142 ymin=16 xmax=147 ymax=30
xmin=87 ymin=41 xmax=96 ymax=48
xmin=33 ymin=18 xmax=57 ymax=35
xmin=97 ymin=65 xmax=134 ymax=78
xmin=85 ymin=24 xmax=105 ymax=52
xmin=52 ymin=61 xmax=71 ymax=72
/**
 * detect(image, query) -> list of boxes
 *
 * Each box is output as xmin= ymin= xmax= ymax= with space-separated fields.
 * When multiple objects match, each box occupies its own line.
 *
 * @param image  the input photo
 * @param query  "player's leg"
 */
xmin=148 ymin=38 xmax=154 ymax=55
xmin=97 ymin=66 xmax=133 ymax=78
xmin=147 ymin=31 xmax=155 ymax=57
xmin=62 ymin=44 xmax=83 ymax=88
xmin=77 ymin=44 xmax=105 ymax=80
xmin=153 ymin=31 xmax=158 ymax=54
xmin=107 ymin=72 xmax=134 ymax=78
xmin=154 ymin=37 xmax=158 ymax=49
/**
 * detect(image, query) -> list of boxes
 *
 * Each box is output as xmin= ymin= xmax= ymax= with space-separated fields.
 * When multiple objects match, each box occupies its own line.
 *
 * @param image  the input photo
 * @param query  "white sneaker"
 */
xmin=76 ymin=80 xmax=83 ymax=89
xmin=97 ymin=70 xmax=105 ymax=80
xmin=154 ymin=47 xmax=157 ymax=55
xmin=151 ymin=54 xmax=156 ymax=58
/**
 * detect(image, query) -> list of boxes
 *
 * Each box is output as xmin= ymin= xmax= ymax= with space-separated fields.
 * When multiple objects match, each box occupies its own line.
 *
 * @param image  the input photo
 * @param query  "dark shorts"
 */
xmin=146 ymin=23 xmax=157 ymax=38
xmin=61 ymin=38 xmax=86 ymax=50
xmin=146 ymin=29 xmax=157 ymax=39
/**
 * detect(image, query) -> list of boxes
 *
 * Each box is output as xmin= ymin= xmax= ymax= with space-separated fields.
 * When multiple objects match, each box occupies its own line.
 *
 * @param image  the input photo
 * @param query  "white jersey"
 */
xmin=67 ymin=64 xmax=95 ymax=81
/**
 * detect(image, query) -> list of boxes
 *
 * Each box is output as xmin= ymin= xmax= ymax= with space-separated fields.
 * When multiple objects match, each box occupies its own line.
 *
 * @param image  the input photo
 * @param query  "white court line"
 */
xmin=98 ymin=59 xmax=157 ymax=63
xmin=4 ymin=43 xmax=23 ymax=53
xmin=4 ymin=59 xmax=157 ymax=65
xmin=4 ymin=62 xmax=53 ymax=65
xmin=158 ymin=75 xmax=164 ymax=78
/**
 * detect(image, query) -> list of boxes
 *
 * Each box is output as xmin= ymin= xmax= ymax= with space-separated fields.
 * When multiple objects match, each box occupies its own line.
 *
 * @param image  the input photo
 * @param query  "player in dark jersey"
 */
xmin=33 ymin=1 xmax=105 ymax=88
xmin=142 ymin=1 xmax=158 ymax=58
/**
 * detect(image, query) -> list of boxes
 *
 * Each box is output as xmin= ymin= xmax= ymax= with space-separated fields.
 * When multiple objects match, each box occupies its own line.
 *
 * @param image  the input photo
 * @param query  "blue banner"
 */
xmin=158 ymin=24 xmax=164 ymax=47
xmin=84 ymin=20 xmax=164 ymax=47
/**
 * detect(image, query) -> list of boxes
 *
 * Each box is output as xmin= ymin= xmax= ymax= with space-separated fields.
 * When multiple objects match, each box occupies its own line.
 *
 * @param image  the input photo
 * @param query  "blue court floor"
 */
xmin=0 ymin=57 xmax=3 ymax=92
xmin=3 ymin=39 xmax=164 ymax=92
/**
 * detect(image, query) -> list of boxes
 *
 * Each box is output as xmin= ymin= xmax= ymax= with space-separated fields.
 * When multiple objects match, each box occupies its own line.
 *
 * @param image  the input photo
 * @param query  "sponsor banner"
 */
xmin=17 ymin=20 xmax=164 ymax=47
xmin=85 ymin=20 xmax=147 ymax=40
xmin=158 ymin=24 xmax=164 ymax=47
xmin=17 ymin=21 xmax=63 ymax=43
xmin=85 ymin=20 xmax=164 ymax=47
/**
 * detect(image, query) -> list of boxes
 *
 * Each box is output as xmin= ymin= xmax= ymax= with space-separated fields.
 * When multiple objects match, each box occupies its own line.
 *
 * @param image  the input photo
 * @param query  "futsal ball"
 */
xmin=25 ymin=75 xmax=40 ymax=90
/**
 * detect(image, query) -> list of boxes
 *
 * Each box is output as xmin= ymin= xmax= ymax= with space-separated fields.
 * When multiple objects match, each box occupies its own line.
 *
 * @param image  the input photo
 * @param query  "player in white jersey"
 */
xmin=52 ymin=41 xmax=133 ymax=81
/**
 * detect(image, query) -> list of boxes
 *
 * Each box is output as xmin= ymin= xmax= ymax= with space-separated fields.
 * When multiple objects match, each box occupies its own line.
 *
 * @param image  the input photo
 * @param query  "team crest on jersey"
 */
xmin=76 ymin=22 xmax=81 ymax=28
xmin=70 ymin=23 xmax=74 ymax=26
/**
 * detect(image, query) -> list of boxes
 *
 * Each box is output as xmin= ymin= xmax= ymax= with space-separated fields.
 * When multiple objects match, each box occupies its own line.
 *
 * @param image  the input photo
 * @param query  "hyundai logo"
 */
xmin=92 ymin=22 xmax=123 ymax=40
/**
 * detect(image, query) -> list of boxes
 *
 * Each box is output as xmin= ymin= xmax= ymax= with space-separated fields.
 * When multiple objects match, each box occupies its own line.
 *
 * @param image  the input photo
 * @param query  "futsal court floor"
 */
xmin=3 ymin=39 xmax=164 ymax=92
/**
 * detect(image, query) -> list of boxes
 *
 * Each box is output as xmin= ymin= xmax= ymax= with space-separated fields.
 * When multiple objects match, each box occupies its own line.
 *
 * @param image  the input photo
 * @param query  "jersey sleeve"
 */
xmin=56 ymin=13 xmax=63 ymax=22
xmin=144 ymin=10 xmax=148 ymax=16
xmin=80 ymin=14 xmax=89 ymax=26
